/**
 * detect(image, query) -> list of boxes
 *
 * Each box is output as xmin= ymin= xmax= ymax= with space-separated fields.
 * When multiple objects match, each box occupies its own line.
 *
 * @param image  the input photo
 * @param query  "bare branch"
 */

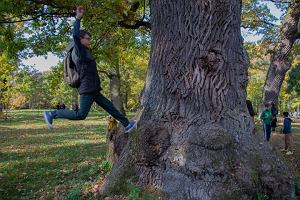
xmin=0 ymin=11 xmax=73 ymax=24
xmin=118 ymin=20 xmax=151 ymax=29
xmin=242 ymin=19 xmax=278 ymax=29
xmin=262 ymin=0 xmax=291 ymax=3
xmin=118 ymin=0 xmax=151 ymax=30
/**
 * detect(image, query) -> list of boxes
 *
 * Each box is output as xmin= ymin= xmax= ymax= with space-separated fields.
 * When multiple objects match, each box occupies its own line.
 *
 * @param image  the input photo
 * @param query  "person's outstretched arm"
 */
xmin=72 ymin=6 xmax=85 ymax=63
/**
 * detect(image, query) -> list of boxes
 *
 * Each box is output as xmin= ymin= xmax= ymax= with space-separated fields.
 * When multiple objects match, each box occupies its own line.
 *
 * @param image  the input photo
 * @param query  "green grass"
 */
xmin=255 ymin=120 xmax=300 ymax=199
xmin=0 ymin=109 xmax=110 ymax=200
xmin=1 ymin=110 xmax=299 ymax=200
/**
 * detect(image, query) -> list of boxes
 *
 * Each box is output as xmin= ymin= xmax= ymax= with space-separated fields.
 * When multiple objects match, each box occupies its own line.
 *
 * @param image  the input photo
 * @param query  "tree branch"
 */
xmin=25 ymin=0 xmax=68 ymax=9
xmin=242 ymin=19 xmax=278 ymax=29
xmin=98 ymin=70 xmax=110 ymax=78
xmin=0 ymin=12 xmax=72 ymax=24
xmin=118 ymin=0 xmax=151 ymax=30
xmin=262 ymin=0 xmax=291 ymax=3
xmin=0 ymin=18 xmax=37 ymax=24
xmin=1 ymin=0 xmax=151 ymax=30
xmin=0 ymin=0 xmax=73 ymax=24
xmin=118 ymin=20 xmax=151 ymax=29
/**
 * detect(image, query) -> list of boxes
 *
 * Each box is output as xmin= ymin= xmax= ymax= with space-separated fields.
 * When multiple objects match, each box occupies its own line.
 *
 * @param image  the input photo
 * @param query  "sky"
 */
xmin=21 ymin=2 xmax=283 ymax=72
xmin=21 ymin=53 xmax=61 ymax=72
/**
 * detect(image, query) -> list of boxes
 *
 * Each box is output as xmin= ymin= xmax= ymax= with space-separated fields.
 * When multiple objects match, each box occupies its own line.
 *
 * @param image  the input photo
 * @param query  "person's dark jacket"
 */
xmin=70 ymin=18 xmax=101 ymax=94
xmin=271 ymin=105 xmax=278 ymax=127
xmin=283 ymin=117 xmax=292 ymax=134
xmin=271 ymin=106 xmax=278 ymax=117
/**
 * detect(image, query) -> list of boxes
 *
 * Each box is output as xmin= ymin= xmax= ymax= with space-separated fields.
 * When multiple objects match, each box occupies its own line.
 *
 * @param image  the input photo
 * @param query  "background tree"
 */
xmin=0 ymin=53 xmax=17 ymax=118
xmin=262 ymin=0 xmax=300 ymax=106
xmin=245 ymin=42 xmax=270 ymax=114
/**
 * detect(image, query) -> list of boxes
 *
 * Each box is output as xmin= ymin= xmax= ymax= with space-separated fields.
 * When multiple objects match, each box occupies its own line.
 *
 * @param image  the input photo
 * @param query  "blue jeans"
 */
xmin=263 ymin=124 xmax=271 ymax=141
xmin=53 ymin=92 xmax=129 ymax=127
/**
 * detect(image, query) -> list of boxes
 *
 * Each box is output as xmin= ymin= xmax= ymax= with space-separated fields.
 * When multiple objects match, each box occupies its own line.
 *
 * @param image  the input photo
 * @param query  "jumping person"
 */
xmin=43 ymin=6 xmax=137 ymax=133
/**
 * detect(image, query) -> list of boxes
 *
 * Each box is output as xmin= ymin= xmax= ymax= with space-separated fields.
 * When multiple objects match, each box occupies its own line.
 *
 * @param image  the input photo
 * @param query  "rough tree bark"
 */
xmin=100 ymin=1 xmax=294 ymax=199
xmin=262 ymin=0 xmax=300 ymax=106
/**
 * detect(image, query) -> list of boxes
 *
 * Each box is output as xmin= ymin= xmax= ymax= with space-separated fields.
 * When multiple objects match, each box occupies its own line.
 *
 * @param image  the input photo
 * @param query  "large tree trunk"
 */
xmin=262 ymin=0 xmax=300 ymax=106
xmin=100 ymin=1 xmax=294 ymax=199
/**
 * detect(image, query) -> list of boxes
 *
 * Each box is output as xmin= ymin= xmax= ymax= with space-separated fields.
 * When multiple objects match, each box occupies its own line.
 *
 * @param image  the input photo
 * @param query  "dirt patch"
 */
xmin=269 ymin=132 xmax=300 ymax=178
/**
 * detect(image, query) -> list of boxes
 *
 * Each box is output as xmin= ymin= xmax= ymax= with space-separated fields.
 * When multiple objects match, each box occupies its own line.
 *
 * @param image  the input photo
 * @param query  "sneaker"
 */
xmin=43 ymin=111 xmax=53 ymax=129
xmin=286 ymin=151 xmax=293 ymax=155
xmin=125 ymin=120 xmax=137 ymax=133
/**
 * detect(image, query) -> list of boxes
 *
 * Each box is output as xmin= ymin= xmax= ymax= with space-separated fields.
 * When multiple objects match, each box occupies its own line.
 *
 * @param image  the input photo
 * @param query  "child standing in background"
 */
xmin=282 ymin=112 xmax=293 ymax=155
xmin=260 ymin=103 xmax=273 ymax=142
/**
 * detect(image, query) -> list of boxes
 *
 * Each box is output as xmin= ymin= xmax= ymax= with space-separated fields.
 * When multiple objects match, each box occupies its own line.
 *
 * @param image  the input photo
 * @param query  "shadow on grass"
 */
xmin=1 ymin=140 xmax=107 ymax=162
xmin=0 ymin=123 xmax=106 ymax=137
xmin=0 ymin=110 xmax=113 ymax=199
xmin=0 ymin=110 xmax=109 ymax=126
xmin=0 ymin=142 xmax=107 ymax=200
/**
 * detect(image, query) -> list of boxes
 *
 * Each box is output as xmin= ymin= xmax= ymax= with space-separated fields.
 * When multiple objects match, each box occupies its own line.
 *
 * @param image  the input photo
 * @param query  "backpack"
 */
xmin=64 ymin=47 xmax=79 ymax=88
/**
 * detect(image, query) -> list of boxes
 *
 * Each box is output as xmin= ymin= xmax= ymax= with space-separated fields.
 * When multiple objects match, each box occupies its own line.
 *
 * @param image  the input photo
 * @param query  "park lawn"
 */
xmin=270 ymin=132 xmax=300 ymax=178
xmin=0 ymin=109 xmax=110 ymax=200
xmin=256 ymin=120 xmax=300 ymax=178
xmin=0 ymin=110 xmax=299 ymax=199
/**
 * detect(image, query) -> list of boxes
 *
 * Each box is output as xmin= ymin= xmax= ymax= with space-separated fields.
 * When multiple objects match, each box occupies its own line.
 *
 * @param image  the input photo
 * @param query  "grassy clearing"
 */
xmin=0 ymin=110 xmax=299 ymax=199
xmin=256 ymin=120 xmax=300 ymax=199
xmin=256 ymin=120 xmax=300 ymax=178
xmin=0 ymin=109 xmax=109 ymax=200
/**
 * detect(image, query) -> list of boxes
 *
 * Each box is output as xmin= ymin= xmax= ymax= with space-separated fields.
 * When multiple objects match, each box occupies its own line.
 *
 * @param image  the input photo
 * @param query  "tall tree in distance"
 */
xmin=262 ymin=0 xmax=300 ymax=106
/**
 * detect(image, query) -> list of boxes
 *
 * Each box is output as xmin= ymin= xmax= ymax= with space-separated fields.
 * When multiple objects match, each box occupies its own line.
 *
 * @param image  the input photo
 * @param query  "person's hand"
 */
xmin=76 ymin=6 xmax=84 ymax=19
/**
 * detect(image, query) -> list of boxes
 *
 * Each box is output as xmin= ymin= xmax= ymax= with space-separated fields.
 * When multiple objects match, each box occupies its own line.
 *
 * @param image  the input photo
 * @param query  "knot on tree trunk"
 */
xmin=202 ymin=50 xmax=224 ymax=72
xmin=137 ymin=123 xmax=171 ymax=166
